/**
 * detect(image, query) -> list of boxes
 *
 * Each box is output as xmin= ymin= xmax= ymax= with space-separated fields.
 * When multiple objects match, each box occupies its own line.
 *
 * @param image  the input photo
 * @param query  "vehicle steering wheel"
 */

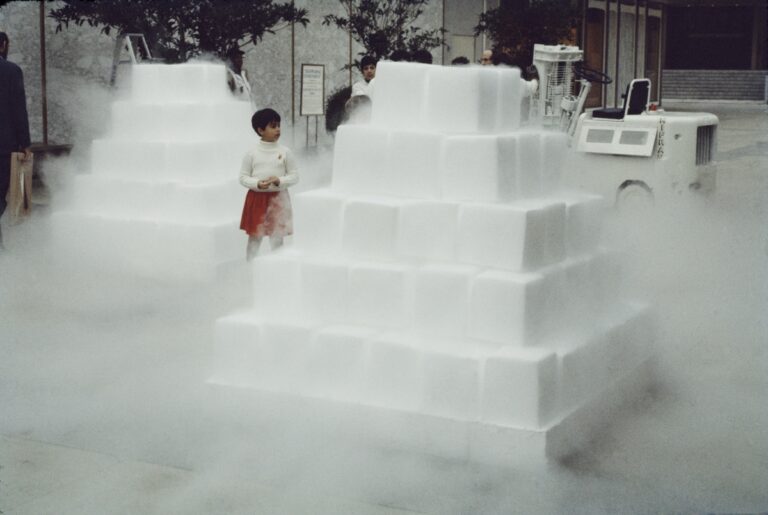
xmin=573 ymin=64 xmax=612 ymax=85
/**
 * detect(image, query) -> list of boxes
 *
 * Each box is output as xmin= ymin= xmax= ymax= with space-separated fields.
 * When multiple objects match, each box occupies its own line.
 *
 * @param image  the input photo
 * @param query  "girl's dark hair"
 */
xmin=251 ymin=108 xmax=281 ymax=133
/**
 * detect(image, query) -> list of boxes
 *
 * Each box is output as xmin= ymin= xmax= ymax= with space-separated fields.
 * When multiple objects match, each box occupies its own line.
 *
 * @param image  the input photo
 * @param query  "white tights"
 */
xmin=246 ymin=235 xmax=283 ymax=261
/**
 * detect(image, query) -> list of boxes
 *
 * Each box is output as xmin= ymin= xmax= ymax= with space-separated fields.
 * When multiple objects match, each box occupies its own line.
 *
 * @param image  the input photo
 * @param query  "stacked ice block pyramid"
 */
xmin=52 ymin=63 xmax=254 ymax=279
xmin=211 ymin=62 xmax=654 ymax=465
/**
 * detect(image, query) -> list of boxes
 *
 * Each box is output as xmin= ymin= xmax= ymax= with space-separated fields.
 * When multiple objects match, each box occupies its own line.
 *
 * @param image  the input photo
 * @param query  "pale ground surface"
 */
xmin=1 ymin=102 xmax=766 ymax=514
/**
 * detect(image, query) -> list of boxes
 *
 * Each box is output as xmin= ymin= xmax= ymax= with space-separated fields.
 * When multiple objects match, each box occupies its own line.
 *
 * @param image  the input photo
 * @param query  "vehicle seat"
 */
xmin=592 ymin=106 xmax=625 ymax=119
xmin=593 ymin=79 xmax=651 ymax=120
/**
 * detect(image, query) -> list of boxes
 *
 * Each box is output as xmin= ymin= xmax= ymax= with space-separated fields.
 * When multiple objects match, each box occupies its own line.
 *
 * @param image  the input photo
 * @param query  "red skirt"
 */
xmin=240 ymin=190 xmax=293 ymax=237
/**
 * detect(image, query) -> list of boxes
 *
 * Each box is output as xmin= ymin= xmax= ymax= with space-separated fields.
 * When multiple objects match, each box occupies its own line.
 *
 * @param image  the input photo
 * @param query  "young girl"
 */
xmin=239 ymin=108 xmax=299 ymax=260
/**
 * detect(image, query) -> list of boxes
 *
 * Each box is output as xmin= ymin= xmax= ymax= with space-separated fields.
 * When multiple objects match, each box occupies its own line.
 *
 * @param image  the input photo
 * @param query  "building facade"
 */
xmin=1 ymin=0 xmax=763 ymax=152
xmin=2 ymin=0 xmax=491 ymax=150
xmin=581 ymin=0 xmax=767 ymax=105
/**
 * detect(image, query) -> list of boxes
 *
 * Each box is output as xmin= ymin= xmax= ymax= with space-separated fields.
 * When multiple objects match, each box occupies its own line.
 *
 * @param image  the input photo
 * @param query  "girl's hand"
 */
xmin=257 ymin=179 xmax=271 ymax=189
xmin=271 ymin=176 xmax=281 ymax=187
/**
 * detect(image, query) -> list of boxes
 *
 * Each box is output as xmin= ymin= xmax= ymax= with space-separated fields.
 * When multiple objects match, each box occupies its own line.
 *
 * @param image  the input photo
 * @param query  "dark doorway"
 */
xmin=665 ymin=6 xmax=753 ymax=70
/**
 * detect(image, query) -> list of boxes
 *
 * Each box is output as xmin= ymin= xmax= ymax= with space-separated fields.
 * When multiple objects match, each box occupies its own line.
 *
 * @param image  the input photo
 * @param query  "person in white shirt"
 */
xmin=226 ymin=48 xmax=253 ymax=106
xmin=343 ymin=94 xmax=372 ymax=125
xmin=351 ymin=55 xmax=376 ymax=99
xmin=239 ymin=108 xmax=299 ymax=260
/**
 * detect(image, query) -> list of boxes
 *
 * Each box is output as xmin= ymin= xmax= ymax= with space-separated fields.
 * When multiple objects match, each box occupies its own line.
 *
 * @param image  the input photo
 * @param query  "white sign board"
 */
xmin=300 ymin=64 xmax=325 ymax=116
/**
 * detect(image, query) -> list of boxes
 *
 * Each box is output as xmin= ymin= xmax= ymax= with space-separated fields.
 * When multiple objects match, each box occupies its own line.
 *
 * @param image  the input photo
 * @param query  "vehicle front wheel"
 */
xmin=616 ymin=181 xmax=654 ymax=212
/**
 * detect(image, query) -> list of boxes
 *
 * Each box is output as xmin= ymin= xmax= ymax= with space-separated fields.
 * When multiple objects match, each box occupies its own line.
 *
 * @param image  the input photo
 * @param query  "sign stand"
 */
xmin=300 ymin=64 xmax=325 ymax=148
xmin=306 ymin=116 xmax=320 ymax=148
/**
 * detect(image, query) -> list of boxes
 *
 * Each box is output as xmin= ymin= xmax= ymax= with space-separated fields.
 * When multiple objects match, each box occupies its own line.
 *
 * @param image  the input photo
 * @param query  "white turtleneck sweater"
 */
xmin=239 ymin=139 xmax=299 ymax=192
xmin=351 ymin=78 xmax=375 ymax=99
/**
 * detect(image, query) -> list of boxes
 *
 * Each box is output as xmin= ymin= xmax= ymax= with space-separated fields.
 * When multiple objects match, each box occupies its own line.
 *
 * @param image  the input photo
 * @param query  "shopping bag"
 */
xmin=6 ymin=152 xmax=34 ymax=223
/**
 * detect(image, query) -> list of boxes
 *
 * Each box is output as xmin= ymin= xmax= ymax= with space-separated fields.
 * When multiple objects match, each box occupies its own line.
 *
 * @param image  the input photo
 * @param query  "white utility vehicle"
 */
xmin=530 ymin=44 xmax=718 ymax=207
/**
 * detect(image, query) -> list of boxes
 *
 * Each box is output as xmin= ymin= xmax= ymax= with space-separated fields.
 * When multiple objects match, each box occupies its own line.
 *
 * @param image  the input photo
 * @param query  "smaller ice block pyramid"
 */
xmin=211 ymin=62 xmax=655 ymax=466
xmin=51 ymin=63 xmax=255 ymax=279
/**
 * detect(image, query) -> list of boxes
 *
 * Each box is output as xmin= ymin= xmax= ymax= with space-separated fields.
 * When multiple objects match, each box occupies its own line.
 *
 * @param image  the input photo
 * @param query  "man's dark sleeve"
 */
xmin=11 ymin=66 xmax=31 ymax=150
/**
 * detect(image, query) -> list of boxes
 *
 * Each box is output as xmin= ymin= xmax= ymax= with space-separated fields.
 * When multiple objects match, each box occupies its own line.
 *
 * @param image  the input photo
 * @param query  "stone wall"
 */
xmin=662 ymin=69 xmax=768 ymax=101
xmin=239 ymin=0 xmax=444 ymax=147
xmin=1 ymin=0 xmax=447 ymax=151
xmin=443 ymin=0 xmax=498 ymax=65
xmin=0 ymin=1 xmax=115 ymax=147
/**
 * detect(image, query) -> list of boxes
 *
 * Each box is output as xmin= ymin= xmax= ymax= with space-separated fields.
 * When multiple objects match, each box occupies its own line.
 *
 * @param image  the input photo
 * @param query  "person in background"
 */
xmin=239 ymin=108 xmax=298 ymax=260
xmin=0 ymin=31 xmax=31 ymax=251
xmin=493 ymin=51 xmax=516 ymax=67
xmin=451 ymin=56 xmax=470 ymax=65
xmin=481 ymin=49 xmax=493 ymax=65
xmin=351 ymin=55 xmax=376 ymax=98
xmin=389 ymin=49 xmax=410 ymax=62
xmin=226 ymin=47 xmax=253 ymax=105
xmin=412 ymin=49 xmax=433 ymax=64
xmin=343 ymin=94 xmax=372 ymax=125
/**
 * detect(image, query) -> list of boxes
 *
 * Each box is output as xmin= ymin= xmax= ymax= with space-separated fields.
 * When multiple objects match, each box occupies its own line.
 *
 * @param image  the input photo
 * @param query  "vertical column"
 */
xmin=39 ymin=0 xmax=48 ymax=145
xmin=581 ymin=0 xmax=588 ymax=58
xmin=291 ymin=7 xmax=295 ymax=127
xmin=633 ymin=0 xmax=639 ymax=79
xmin=614 ymin=0 xmax=621 ymax=107
xmin=348 ymin=0 xmax=353 ymax=88
xmin=658 ymin=3 xmax=666 ymax=103
xmin=602 ymin=0 xmax=611 ymax=107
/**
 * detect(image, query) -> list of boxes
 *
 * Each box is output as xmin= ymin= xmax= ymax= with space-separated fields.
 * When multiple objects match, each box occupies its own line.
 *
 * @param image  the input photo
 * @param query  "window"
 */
xmin=586 ymin=129 xmax=614 ymax=143
xmin=619 ymin=130 xmax=648 ymax=145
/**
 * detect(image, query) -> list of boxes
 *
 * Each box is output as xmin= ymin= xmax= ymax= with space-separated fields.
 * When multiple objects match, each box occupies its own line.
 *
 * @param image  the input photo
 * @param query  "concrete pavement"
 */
xmin=1 ymin=101 xmax=766 ymax=514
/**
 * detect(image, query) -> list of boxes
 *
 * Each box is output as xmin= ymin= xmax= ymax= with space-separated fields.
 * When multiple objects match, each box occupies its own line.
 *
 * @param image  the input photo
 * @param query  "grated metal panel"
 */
xmin=696 ymin=125 xmax=715 ymax=165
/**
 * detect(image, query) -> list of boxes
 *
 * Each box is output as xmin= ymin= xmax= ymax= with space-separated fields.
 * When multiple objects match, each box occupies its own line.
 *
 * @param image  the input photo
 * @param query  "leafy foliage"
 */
xmin=323 ymin=0 xmax=444 ymax=65
xmin=475 ymin=0 xmax=578 ymax=70
xmin=325 ymin=85 xmax=352 ymax=133
xmin=49 ymin=0 xmax=309 ymax=62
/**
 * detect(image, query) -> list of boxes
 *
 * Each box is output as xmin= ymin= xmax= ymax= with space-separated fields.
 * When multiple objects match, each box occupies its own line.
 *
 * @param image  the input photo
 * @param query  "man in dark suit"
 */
xmin=0 ymin=31 xmax=32 ymax=249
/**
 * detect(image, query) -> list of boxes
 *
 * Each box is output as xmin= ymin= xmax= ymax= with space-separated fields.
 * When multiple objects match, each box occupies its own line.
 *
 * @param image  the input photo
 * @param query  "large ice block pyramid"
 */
xmin=211 ymin=62 xmax=654 ymax=466
xmin=51 ymin=63 xmax=254 ymax=279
